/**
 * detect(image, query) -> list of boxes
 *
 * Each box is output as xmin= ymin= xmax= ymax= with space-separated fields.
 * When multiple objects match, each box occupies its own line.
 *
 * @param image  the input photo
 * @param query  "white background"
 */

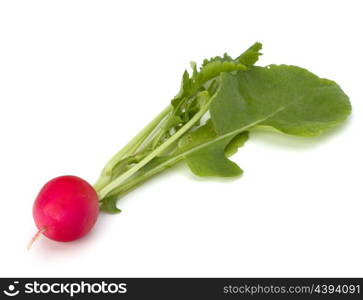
xmin=0 ymin=0 xmax=362 ymax=277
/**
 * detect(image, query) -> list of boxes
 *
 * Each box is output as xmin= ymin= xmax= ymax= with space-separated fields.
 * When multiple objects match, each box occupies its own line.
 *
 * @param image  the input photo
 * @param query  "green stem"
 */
xmin=94 ymin=105 xmax=172 ymax=192
xmin=102 ymin=156 xmax=183 ymax=203
xmin=98 ymin=92 xmax=211 ymax=199
xmin=101 ymin=106 xmax=286 ymax=202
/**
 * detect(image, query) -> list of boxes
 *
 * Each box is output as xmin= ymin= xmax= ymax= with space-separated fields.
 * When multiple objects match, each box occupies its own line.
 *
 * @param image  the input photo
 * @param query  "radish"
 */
xmin=29 ymin=43 xmax=351 ymax=248
xmin=29 ymin=176 xmax=99 ymax=247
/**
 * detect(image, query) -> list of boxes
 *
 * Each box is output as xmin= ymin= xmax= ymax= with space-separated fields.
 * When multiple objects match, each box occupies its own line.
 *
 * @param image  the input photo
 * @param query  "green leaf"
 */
xmin=175 ymin=70 xmax=193 ymax=100
xmin=202 ymin=53 xmax=234 ymax=67
xmin=176 ymin=120 xmax=217 ymax=153
xmin=195 ymin=60 xmax=247 ymax=87
xmin=210 ymin=65 xmax=351 ymax=137
xmin=237 ymin=42 xmax=262 ymax=67
xmin=184 ymin=135 xmax=244 ymax=177
xmin=165 ymin=43 xmax=263 ymax=148
xmin=173 ymin=43 xmax=262 ymax=110
xmin=178 ymin=64 xmax=351 ymax=178
xmin=225 ymin=131 xmax=249 ymax=157
xmin=100 ymin=194 xmax=122 ymax=213
xmin=175 ymin=120 xmax=244 ymax=177
xmin=175 ymin=110 xmax=282 ymax=178
xmin=177 ymin=120 xmax=249 ymax=158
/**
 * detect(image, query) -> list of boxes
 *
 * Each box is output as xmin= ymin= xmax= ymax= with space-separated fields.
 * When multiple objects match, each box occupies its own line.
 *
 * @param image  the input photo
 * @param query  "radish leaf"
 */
xmin=94 ymin=44 xmax=351 ymax=213
xmin=210 ymin=66 xmax=351 ymax=136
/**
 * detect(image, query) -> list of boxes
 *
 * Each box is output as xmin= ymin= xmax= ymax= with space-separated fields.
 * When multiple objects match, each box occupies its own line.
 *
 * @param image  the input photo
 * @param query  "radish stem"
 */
xmin=94 ymin=105 xmax=172 ymax=192
xmin=97 ymin=92 xmax=212 ymax=199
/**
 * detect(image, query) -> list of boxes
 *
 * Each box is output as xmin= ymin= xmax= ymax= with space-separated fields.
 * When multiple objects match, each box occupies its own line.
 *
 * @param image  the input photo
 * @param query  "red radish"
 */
xmin=30 ymin=175 xmax=99 ymax=246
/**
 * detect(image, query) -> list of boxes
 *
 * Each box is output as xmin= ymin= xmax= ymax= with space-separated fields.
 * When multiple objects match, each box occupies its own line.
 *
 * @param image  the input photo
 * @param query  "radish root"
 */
xmin=27 ymin=228 xmax=46 ymax=250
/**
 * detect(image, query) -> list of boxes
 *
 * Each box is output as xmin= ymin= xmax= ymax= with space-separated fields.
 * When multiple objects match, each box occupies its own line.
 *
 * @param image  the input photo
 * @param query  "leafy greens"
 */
xmin=93 ymin=43 xmax=351 ymax=213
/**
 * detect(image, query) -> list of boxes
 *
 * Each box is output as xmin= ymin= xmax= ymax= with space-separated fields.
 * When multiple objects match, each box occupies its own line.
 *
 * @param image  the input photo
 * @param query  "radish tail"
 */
xmin=27 ymin=228 xmax=46 ymax=250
